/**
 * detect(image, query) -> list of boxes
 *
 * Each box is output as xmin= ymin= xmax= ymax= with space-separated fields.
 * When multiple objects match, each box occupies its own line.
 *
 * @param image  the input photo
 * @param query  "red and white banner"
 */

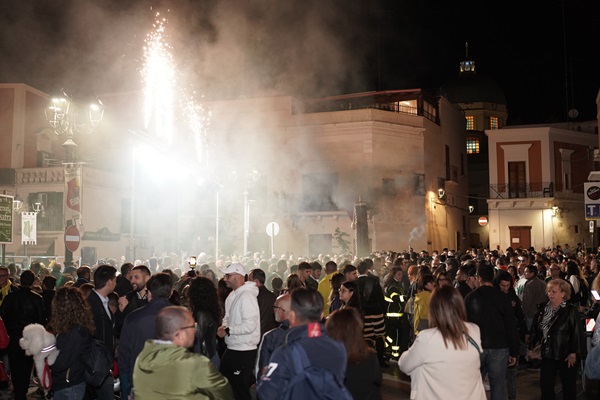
xmin=65 ymin=169 xmax=81 ymax=212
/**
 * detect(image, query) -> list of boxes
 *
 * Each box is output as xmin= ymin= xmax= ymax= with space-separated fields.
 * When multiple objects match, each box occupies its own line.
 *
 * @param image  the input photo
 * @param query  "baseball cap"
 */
xmin=220 ymin=263 xmax=246 ymax=276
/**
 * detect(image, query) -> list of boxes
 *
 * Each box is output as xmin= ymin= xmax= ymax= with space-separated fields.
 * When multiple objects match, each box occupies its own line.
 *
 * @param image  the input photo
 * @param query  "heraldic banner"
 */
xmin=21 ymin=212 xmax=37 ymax=245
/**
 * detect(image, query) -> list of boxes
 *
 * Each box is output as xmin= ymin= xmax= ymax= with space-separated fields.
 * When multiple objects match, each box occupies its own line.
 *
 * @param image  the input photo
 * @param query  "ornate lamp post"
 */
xmin=44 ymin=91 xmax=104 ymax=262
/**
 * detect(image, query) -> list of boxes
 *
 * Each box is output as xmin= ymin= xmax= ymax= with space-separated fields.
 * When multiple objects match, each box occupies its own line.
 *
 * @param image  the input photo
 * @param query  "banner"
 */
xmin=0 ymin=195 xmax=13 ymax=244
xmin=65 ymin=167 xmax=81 ymax=212
xmin=21 ymin=212 xmax=37 ymax=245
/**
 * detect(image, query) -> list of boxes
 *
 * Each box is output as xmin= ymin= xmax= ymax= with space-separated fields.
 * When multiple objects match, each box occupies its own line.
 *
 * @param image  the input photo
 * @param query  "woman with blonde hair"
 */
xmin=399 ymin=285 xmax=485 ymax=399
xmin=528 ymin=278 xmax=584 ymax=399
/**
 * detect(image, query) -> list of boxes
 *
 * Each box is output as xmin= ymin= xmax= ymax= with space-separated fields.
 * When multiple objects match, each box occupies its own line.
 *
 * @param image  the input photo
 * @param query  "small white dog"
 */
xmin=19 ymin=323 xmax=60 ymax=395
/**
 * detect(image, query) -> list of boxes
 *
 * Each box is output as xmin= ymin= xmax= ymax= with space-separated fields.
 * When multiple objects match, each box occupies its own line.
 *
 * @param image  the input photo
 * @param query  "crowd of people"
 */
xmin=0 ymin=243 xmax=598 ymax=399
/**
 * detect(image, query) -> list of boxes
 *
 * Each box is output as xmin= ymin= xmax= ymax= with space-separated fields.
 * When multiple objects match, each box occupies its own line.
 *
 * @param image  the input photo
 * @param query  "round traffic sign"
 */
xmin=65 ymin=225 xmax=80 ymax=252
xmin=478 ymin=216 xmax=488 ymax=226
xmin=266 ymin=222 xmax=280 ymax=237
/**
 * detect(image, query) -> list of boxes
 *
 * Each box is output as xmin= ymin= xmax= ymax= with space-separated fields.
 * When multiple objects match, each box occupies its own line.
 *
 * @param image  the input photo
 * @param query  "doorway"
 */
xmin=509 ymin=226 xmax=531 ymax=250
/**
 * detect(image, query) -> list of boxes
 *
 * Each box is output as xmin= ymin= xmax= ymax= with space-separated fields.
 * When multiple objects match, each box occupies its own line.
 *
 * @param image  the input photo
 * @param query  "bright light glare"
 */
xmin=135 ymin=144 xmax=190 ymax=183
xmin=143 ymin=13 xmax=175 ymax=146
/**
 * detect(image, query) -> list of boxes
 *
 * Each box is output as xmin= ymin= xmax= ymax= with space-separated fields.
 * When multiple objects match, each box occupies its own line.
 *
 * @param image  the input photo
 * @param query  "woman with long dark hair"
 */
xmin=187 ymin=276 xmax=222 ymax=367
xmin=399 ymin=285 xmax=485 ymax=399
xmin=339 ymin=280 xmax=361 ymax=310
xmin=326 ymin=308 xmax=382 ymax=400
xmin=48 ymin=286 xmax=95 ymax=400
xmin=328 ymin=273 xmax=346 ymax=314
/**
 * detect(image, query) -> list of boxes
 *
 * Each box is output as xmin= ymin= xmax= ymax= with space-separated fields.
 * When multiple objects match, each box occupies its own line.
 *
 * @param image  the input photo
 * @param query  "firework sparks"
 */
xmin=183 ymin=92 xmax=212 ymax=167
xmin=142 ymin=12 xmax=175 ymax=145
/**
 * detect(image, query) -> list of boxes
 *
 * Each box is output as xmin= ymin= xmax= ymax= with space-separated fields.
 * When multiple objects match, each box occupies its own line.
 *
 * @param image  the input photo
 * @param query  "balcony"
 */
xmin=489 ymin=182 xmax=554 ymax=199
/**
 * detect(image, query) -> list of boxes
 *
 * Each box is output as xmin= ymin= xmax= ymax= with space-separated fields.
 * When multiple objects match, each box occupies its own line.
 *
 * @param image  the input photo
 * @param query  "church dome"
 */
xmin=442 ymin=58 xmax=506 ymax=105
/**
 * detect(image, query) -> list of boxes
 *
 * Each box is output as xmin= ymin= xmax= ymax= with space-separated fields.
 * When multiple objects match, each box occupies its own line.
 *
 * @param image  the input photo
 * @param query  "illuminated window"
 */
xmin=466 ymin=115 xmax=474 ymax=130
xmin=490 ymin=116 xmax=499 ymax=129
xmin=466 ymin=136 xmax=480 ymax=154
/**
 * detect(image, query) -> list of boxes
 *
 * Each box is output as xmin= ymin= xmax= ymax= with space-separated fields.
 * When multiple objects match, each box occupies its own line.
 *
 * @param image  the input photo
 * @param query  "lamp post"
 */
xmin=45 ymin=91 xmax=104 ymax=262
xmin=231 ymin=170 xmax=260 ymax=256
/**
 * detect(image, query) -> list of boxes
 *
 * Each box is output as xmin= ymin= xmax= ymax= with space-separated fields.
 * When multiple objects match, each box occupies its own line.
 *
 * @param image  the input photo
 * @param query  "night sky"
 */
xmin=0 ymin=0 xmax=598 ymax=126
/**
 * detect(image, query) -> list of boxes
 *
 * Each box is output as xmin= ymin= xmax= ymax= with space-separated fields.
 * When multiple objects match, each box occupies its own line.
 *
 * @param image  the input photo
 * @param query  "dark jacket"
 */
xmin=41 ymin=289 xmax=55 ymax=322
xmin=193 ymin=309 xmax=218 ymax=364
xmin=256 ymin=323 xmax=347 ymax=399
xmin=114 ymin=275 xmax=133 ymax=298
xmin=345 ymin=351 xmax=382 ymax=400
xmin=114 ymin=290 xmax=149 ymax=338
xmin=256 ymin=286 xmax=278 ymax=338
xmin=0 ymin=286 xmax=47 ymax=340
xmin=87 ymin=291 xmax=115 ymax=355
xmin=464 ymin=285 xmax=519 ymax=357
xmin=529 ymin=302 xmax=585 ymax=360
xmin=118 ymin=297 xmax=172 ymax=376
xmin=456 ymin=281 xmax=473 ymax=299
xmin=73 ymin=277 xmax=90 ymax=288
xmin=257 ymin=320 xmax=290 ymax=378
xmin=51 ymin=326 xmax=92 ymax=391
xmin=358 ymin=275 xmax=386 ymax=315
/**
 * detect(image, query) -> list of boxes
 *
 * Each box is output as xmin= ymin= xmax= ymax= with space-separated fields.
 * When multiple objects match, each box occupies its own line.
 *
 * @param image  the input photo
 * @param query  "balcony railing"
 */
xmin=489 ymin=182 xmax=554 ymax=199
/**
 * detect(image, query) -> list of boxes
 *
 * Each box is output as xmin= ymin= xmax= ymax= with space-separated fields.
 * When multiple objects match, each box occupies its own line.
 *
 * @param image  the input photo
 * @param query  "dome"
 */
xmin=442 ymin=60 xmax=506 ymax=105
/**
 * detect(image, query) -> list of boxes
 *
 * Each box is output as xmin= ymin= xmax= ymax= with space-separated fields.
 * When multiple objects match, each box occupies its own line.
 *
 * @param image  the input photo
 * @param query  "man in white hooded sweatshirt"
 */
xmin=217 ymin=262 xmax=260 ymax=400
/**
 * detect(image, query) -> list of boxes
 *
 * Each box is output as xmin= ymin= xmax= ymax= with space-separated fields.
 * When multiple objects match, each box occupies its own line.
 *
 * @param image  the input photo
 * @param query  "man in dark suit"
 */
xmin=118 ymin=273 xmax=173 ymax=399
xmin=87 ymin=265 xmax=117 ymax=400
xmin=249 ymin=269 xmax=278 ymax=338
xmin=357 ymin=260 xmax=387 ymax=367
xmin=0 ymin=270 xmax=46 ymax=400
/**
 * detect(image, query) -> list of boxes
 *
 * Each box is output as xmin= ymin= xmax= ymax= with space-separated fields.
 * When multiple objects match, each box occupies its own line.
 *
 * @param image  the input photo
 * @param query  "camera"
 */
xmin=187 ymin=256 xmax=197 ymax=278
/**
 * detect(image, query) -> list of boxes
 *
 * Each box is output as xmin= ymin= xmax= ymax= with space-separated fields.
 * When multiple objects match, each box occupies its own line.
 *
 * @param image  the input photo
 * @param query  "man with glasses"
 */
xmin=256 ymin=294 xmax=291 ymax=379
xmin=217 ymin=263 xmax=260 ymax=400
xmin=133 ymin=306 xmax=233 ymax=399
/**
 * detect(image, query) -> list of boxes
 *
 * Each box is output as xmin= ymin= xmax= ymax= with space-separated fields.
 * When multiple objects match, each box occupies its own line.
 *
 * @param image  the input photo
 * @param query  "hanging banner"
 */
xmin=0 ymin=195 xmax=13 ymax=244
xmin=65 ymin=166 xmax=81 ymax=212
xmin=21 ymin=212 xmax=37 ymax=245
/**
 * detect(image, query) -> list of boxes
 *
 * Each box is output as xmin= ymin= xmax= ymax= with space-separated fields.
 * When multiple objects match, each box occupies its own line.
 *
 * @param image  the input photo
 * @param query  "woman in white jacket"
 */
xmin=398 ymin=285 xmax=486 ymax=400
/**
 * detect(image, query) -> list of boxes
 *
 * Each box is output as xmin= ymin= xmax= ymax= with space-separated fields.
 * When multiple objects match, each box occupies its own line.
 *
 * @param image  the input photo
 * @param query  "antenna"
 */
xmin=465 ymin=41 xmax=469 ymax=58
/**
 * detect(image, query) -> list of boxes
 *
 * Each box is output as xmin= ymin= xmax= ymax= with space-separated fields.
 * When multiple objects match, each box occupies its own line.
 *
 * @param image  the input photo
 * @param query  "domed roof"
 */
xmin=442 ymin=59 xmax=506 ymax=105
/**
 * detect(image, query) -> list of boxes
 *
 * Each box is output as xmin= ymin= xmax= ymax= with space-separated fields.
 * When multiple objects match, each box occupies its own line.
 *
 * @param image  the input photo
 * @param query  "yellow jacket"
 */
xmin=413 ymin=290 xmax=432 ymax=335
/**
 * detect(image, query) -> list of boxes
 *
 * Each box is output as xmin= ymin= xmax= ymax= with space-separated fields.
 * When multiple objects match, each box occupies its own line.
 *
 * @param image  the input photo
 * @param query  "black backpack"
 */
xmin=283 ymin=344 xmax=352 ymax=400
xmin=81 ymin=339 xmax=113 ymax=387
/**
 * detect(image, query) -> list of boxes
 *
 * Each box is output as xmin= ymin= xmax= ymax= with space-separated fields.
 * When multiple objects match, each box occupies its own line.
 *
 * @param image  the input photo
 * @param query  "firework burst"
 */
xmin=142 ymin=12 xmax=175 ymax=145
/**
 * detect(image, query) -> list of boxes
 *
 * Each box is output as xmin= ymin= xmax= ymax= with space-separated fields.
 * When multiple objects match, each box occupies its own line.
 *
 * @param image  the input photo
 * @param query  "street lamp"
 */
xmin=231 ymin=170 xmax=260 ymax=256
xmin=45 ymin=91 xmax=104 ymax=263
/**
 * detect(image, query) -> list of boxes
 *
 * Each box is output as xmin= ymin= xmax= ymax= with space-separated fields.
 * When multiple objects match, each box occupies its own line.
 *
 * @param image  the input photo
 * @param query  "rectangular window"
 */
xmin=466 ymin=136 xmax=480 ymax=154
xmin=301 ymin=173 xmax=338 ymax=212
xmin=466 ymin=115 xmax=474 ymax=130
xmin=414 ymin=174 xmax=425 ymax=196
xmin=382 ymin=178 xmax=396 ymax=195
xmin=490 ymin=116 xmax=499 ymax=129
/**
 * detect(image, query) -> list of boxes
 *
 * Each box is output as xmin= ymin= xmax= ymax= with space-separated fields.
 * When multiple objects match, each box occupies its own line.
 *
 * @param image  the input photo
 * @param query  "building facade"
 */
xmin=487 ymin=123 xmax=598 ymax=251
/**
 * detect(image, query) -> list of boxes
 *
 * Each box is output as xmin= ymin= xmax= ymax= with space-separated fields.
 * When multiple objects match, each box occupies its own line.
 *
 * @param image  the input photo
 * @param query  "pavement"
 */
xmin=381 ymin=360 xmax=597 ymax=400
xmin=0 ymin=360 xmax=594 ymax=399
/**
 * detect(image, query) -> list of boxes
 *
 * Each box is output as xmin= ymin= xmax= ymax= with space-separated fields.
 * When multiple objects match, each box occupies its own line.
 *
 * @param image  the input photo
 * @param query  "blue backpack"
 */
xmin=283 ymin=344 xmax=352 ymax=400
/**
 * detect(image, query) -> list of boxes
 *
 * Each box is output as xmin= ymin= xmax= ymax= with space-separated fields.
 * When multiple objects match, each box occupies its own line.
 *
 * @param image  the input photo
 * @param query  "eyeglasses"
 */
xmin=273 ymin=305 xmax=285 ymax=312
xmin=0 ymin=274 xmax=8 ymax=278
xmin=179 ymin=322 xmax=198 ymax=331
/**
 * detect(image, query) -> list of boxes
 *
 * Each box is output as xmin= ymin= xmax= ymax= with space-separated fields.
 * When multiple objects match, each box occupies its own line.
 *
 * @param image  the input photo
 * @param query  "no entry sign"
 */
xmin=478 ymin=216 xmax=488 ymax=226
xmin=65 ymin=225 xmax=80 ymax=252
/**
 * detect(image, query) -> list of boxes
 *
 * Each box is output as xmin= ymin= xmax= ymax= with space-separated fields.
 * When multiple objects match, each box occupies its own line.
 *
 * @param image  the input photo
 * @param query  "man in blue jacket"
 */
xmin=256 ymin=288 xmax=347 ymax=399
